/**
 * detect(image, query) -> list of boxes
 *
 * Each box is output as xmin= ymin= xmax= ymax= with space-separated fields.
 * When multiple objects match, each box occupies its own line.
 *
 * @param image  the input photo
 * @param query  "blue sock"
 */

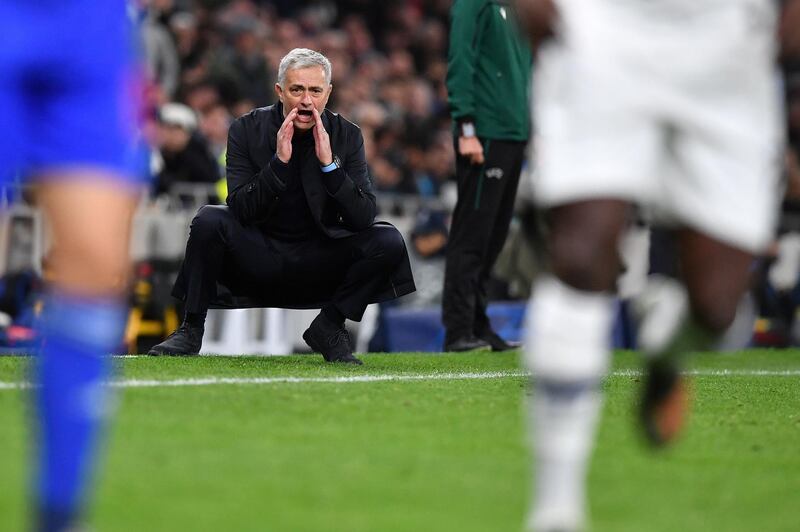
xmin=34 ymin=292 xmax=127 ymax=532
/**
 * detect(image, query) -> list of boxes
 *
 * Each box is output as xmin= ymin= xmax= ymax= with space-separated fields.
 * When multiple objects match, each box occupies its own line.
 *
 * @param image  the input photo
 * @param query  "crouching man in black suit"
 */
xmin=149 ymin=48 xmax=415 ymax=364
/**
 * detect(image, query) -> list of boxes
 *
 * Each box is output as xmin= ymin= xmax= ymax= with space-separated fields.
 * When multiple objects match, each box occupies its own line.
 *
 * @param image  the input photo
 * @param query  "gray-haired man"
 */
xmin=149 ymin=48 xmax=416 ymax=363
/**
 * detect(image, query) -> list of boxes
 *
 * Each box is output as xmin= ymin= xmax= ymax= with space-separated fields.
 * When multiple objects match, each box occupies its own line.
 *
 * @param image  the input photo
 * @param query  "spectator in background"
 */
xmin=441 ymin=0 xmax=532 ymax=352
xmin=370 ymin=123 xmax=418 ymax=195
xmin=182 ymin=79 xmax=221 ymax=116
xmin=200 ymin=104 xmax=234 ymax=171
xmin=154 ymin=103 xmax=220 ymax=196
xmin=170 ymin=11 xmax=207 ymax=79
xmin=404 ymin=209 xmax=449 ymax=308
xmin=224 ymin=19 xmax=273 ymax=106
xmin=138 ymin=0 xmax=180 ymax=102
xmin=424 ymin=130 xmax=457 ymax=195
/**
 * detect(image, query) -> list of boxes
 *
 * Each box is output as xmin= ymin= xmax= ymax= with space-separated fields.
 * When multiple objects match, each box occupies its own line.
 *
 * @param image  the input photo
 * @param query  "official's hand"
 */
xmin=515 ymin=0 xmax=558 ymax=52
xmin=458 ymin=136 xmax=485 ymax=165
xmin=780 ymin=0 xmax=800 ymax=59
xmin=312 ymin=107 xmax=333 ymax=166
xmin=277 ymin=108 xmax=298 ymax=163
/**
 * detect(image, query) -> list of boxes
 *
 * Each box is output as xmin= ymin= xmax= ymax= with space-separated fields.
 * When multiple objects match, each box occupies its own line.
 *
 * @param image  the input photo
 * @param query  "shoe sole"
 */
xmin=489 ymin=343 xmax=522 ymax=352
xmin=147 ymin=348 xmax=199 ymax=357
xmin=446 ymin=344 xmax=492 ymax=353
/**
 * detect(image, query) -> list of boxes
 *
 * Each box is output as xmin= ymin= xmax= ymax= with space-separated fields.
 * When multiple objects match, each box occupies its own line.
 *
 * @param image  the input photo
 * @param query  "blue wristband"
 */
xmin=320 ymin=160 xmax=338 ymax=173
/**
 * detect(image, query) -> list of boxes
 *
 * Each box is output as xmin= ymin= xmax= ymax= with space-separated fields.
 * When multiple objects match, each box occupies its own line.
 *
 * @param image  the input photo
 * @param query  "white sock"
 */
xmin=524 ymin=276 xmax=614 ymax=531
xmin=632 ymin=275 xmax=688 ymax=357
xmin=634 ymin=275 xmax=718 ymax=360
xmin=528 ymin=383 xmax=603 ymax=532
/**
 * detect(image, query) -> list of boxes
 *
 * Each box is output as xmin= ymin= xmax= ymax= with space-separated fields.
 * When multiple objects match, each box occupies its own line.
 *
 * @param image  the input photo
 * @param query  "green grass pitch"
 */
xmin=1 ymin=350 xmax=799 ymax=531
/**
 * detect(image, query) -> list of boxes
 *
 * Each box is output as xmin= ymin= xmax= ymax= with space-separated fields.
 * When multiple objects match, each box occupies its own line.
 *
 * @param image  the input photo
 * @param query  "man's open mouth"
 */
xmin=297 ymin=109 xmax=313 ymax=117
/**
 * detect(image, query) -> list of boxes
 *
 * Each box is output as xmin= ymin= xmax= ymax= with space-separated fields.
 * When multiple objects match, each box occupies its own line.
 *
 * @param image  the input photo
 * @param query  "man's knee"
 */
xmin=688 ymin=285 xmax=741 ymax=334
xmin=366 ymin=225 xmax=406 ymax=266
xmin=550 ymin=230 xmax=622 ymax=292
xmin=548 ymin=201 xmax=628 ymax=292
xmin=190 ymin=205 xmax=234 ymax=241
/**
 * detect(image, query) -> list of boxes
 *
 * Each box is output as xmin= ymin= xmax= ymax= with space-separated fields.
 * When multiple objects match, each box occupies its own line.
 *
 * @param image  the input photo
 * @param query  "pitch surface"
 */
xmin=1 ymin=350 xmax=798 ymax=531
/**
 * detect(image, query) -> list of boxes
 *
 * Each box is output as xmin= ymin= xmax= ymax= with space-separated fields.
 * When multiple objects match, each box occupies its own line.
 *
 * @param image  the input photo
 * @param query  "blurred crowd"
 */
xmin=136 ymin=0 xmax=456 ymax=200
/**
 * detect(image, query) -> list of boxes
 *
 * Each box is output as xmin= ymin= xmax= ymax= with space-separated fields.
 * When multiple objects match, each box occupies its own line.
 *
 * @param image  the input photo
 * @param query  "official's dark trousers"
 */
xmin=180 ymin=205 xmax=406 ymax=321
xmin=442 ymin=138 xmax=526 ymax=344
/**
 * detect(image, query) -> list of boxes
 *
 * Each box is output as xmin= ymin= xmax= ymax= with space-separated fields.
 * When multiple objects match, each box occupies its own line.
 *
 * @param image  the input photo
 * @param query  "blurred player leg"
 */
xmin=640 ymin=0 xmax=784 ymax=441
xmin=639 ymin=230 xmax=756 ymax=445
xmin=34 ymin=179 xmax=138 ymax=532
xmin=5 ymin=1 xmax=143 ymax=528
xmin=520 ymin=0 xmax=785 ymax=526
xmin=524 ymin=200 xmax=628 ymax=531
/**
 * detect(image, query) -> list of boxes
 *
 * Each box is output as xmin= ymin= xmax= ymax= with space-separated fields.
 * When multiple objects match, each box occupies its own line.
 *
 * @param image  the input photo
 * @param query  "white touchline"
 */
xmin=1 ymin=369 xmax=800 ymax=391
xmin=0 ymin=371 xmax=526 ymax=390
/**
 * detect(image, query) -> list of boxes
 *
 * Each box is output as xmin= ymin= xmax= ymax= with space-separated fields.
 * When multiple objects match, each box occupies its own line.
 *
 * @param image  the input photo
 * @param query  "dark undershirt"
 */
xmin=264 ymin=132 xmax=320 ymax=242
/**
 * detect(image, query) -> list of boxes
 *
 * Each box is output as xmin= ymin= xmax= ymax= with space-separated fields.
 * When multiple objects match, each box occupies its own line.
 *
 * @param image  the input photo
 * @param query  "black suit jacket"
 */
xmin=226 ymin=103 xmax=377 ymax=237
xmin=172 ymin=103 xmax=416 ymax=310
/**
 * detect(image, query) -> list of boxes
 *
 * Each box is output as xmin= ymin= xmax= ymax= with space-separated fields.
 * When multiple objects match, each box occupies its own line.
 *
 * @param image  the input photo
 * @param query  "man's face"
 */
xmin=275 ymin=66 xmax=332 ymax=131
xmin=158 ymin=123 xmax=191 ymax=152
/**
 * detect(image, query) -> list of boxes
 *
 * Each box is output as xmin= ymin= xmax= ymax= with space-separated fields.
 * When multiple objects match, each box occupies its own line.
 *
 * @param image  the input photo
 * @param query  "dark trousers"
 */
xmin=442 ymin=138 xmax=526 ymax=344
xmin=180 ymin=205 xmax=406 ymax=321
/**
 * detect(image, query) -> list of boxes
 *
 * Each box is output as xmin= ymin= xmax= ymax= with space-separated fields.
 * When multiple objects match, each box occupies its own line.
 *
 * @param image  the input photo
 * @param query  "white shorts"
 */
xmin=532 ymin=0 xmax=785 ymax=253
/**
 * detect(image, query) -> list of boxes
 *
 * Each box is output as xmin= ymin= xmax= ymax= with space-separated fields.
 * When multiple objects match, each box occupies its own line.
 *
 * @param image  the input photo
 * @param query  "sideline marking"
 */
xmin=2 ymin=369 xmax=800 ymax=391
xmin=0 ymin=371 xmax=527 ymax=390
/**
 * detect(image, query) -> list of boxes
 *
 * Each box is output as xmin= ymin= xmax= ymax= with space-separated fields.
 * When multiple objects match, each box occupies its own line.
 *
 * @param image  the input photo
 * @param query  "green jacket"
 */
xmin=446 ymin=0 xmax=532 ymax=141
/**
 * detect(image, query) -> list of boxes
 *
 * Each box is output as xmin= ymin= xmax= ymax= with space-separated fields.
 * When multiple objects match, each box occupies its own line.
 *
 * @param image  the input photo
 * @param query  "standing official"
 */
xmin=443 ymin=0 xmax=532 ymax=352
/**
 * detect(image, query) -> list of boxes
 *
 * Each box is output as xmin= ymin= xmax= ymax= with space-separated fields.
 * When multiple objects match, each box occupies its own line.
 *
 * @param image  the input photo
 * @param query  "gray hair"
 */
xmin=277 ymin=48 xmax=332 ymax=87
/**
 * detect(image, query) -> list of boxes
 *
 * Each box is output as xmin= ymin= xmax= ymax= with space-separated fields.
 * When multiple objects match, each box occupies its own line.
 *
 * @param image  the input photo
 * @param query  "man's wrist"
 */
xmin=320 ymin=155 xmax=340 ymax=173
xmin=458 ymin=119 xmax=476 ymax=138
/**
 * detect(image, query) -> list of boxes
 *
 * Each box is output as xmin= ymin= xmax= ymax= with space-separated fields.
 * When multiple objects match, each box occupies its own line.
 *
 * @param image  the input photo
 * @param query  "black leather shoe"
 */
xmin=303 ymin=314 xmax=363 ymax=365
xmin=148 ymin=323 xmax=204 ymax=356
xmin=444 ymin=336 xmax=491 ymax=352
xmin=477 ymin=330 xmax=521 ymax=352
